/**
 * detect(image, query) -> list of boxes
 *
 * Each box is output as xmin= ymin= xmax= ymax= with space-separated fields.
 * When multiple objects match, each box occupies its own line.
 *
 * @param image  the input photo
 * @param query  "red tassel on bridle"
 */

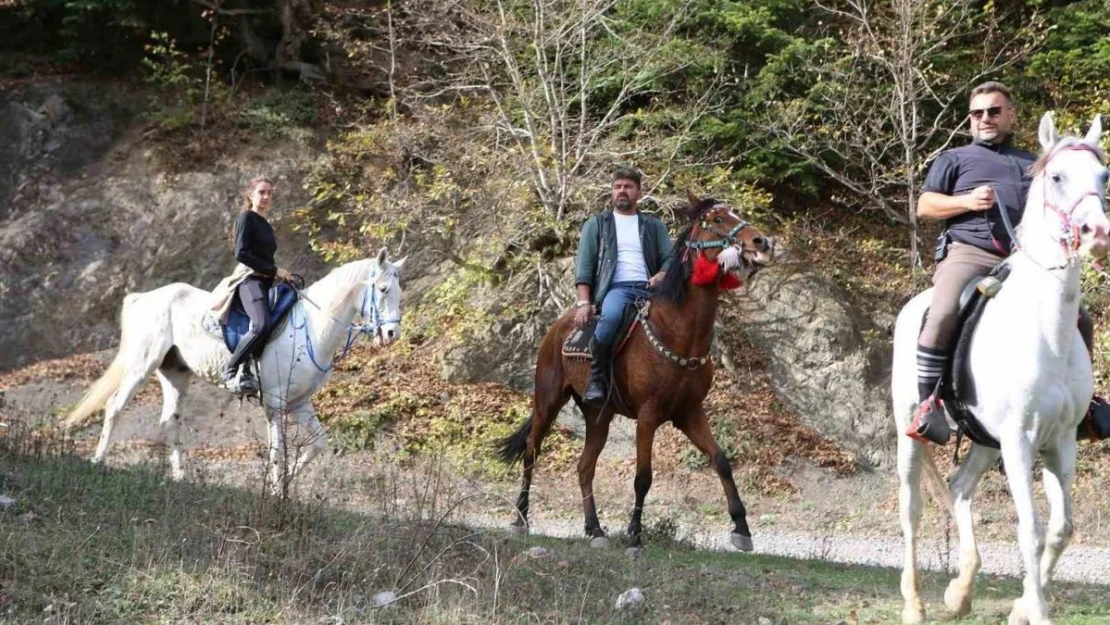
xmin=691 ymin=251 xmax=743 ymax=290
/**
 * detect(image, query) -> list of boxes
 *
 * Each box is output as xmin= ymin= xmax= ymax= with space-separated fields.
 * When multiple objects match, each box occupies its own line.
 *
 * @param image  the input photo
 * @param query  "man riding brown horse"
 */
xmin=573 ymin=167 xmax=673 ymax=404
xmin=499 ymin=186 xmax=774 ymax=551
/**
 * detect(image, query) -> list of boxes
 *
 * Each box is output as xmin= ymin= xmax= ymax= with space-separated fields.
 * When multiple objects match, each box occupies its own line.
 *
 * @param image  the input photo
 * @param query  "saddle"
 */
xmin=561 ymin=299 xmax=643 ymax=359
xmin=201 ymin=282 xmax=300 ymax=352
xmin=925 ymin=262 xmax=1012 ymax=449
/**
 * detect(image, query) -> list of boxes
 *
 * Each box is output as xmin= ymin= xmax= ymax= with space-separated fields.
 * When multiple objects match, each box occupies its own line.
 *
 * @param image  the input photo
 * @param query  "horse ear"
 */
xmin=1039 ymin=112 xmax=1060 ymax=151
xmin=376 ymin=247 xmax=389 ymax=266
xmin=1085 ymin=114 xmax=1103 ymax=146
xmin=392 ymin=256 xmax=407 ymax=272
xmin=686 ymin=190 xmax=700 ymax=206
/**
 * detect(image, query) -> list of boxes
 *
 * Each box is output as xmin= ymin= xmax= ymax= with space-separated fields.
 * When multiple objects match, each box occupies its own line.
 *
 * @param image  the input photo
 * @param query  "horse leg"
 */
xmin=91 ymin=352 xmax=164 ymax=466
xmin=578 ymin=402 xmax=613 ymax=546
xmin=510 ymin=388 xmax=567 ymax=531
xmin=944 ymin=444 xmax=1000 ymax=618
xmin=675 ymin=409 xmax=752 ymax=551
xmin=1039 ymin=438 xmax=1076 ymax=588
xmin=288 ymin=403 xmax=326 ymax=483
xmin=154 ymin=367 xmax=193 ymax=481
xmin=895 ymin=429 xmax=926 ymax=624
xmin=626 ymin=415 xmax=660 ymax=549
xmin=268 ymin=410 xmax=288 ymax=497
xmin=1000 ymin=435 xmax=1051 ymax=625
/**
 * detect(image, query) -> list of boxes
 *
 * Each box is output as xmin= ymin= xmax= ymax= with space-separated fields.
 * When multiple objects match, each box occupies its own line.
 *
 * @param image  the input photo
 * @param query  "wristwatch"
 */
xmin=574 ymin=300 xmax=591 ymax=308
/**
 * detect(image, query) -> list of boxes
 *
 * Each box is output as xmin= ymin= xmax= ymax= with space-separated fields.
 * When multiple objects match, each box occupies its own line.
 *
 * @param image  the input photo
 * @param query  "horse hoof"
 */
xmin=730 ymin=532 xmax=754 ymax=552
xmin=626 ymin=546 xmax=644 ymax=558
xmin=1007 ymin=599 xmax=1029 ymax=625
xmin=511 ymin=521 xmax=529 ymax=535
xmin=944 ymin=581 xmax=972 ymax=617
xmin=901 ymin=604 xmax=925 ymax=625
xmin=589 ymin=536 xmax=611 ymax=549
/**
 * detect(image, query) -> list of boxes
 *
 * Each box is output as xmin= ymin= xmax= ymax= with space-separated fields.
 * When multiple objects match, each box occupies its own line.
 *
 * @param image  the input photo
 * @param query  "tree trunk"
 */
xmin=275 ymin=0 xmax=313 ymax=71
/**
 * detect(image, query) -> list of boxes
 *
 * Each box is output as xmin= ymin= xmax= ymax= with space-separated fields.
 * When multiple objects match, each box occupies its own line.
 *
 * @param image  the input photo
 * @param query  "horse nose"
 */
xmin=752 ymin=236 xmax=770 ymax=253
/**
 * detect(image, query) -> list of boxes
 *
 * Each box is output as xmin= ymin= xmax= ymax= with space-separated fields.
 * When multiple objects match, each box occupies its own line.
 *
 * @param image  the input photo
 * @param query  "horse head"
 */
xmin=683 ymin=192 xmax=774 ymax=283
xmin=1024 ymin=113 xmax=1109 ymax=262
xmin=363 ymin=247 xmax=406 ymax=346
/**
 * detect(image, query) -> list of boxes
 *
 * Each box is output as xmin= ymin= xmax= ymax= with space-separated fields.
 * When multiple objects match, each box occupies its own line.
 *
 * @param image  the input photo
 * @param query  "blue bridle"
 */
xmin=684 ymin=207 xmax=751 ymax=251
xmin=293 ymin=269 xmax=402 ymax=373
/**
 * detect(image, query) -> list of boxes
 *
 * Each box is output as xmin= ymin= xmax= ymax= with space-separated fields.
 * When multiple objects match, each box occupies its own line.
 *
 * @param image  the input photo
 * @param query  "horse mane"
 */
xmin=652 ymin=197 xmax=721 ymax=304
xmin=1029 ymin=137 xmax=1106 ymax=177
xmin=653 ymin=224 xmax=695 ymax=304
xmin=305 ymin=257 xmax=388 ymax=318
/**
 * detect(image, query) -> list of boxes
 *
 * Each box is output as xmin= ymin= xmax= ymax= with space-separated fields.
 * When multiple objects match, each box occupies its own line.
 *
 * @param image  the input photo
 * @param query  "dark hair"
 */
xmin=969 ymin=81 xmax=1014 ymax=104
xmin=229 ymin=175 xmax=274 ymax=247
xmin=613 ymin=166 xmax=642 ymax=188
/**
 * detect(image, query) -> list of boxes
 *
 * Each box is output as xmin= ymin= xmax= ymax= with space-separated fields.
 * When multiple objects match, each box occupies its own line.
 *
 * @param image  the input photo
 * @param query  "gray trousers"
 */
xmin=919 ymin=240 xmax=1093 ymax=353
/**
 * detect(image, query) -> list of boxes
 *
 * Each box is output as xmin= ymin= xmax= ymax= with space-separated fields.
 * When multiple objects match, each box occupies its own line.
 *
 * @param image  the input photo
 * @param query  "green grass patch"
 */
xmin=1 ymin=438 xmax=1107 ymax=624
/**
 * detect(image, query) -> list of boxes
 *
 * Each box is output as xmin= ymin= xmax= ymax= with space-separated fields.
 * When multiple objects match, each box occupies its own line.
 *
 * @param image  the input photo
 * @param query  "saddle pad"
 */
xmin=561 ymin=301 xmax=641 ymax=360
xmin=218 ymin=282 xmax=300 ymax=352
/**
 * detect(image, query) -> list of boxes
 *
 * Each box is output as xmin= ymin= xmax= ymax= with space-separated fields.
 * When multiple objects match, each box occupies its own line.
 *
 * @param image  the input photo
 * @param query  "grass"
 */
xmin=1 ymin=430 xmax=1108 ymax=625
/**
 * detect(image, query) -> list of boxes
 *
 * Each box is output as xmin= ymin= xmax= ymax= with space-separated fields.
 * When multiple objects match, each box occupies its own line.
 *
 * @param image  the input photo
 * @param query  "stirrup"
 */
xmin=907 ymin=397 xmax=950 ymax=445
xmin=221 ymin=367 xmax=258 ymax=395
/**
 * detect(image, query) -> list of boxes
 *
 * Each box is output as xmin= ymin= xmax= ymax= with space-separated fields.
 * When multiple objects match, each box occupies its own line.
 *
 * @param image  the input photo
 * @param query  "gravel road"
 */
xmin=462 ymin=514 xmax=1110 ymax=586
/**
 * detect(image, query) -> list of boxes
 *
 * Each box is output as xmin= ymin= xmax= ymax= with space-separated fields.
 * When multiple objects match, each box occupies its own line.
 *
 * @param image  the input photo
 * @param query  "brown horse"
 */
xmin=497 ymin=196 xmax=774 ymax=550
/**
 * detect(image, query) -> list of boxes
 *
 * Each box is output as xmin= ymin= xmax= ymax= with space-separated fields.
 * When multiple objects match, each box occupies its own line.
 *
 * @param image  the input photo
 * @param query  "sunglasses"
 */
xmin=969 ymin=106 xmax=1009 ymax=120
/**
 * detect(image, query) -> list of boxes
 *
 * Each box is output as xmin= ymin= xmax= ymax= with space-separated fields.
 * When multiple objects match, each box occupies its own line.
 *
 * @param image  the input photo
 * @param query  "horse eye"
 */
xmin=1051 ymin=173 xmax=1063 ymax=184
xmin=714 ymin=217 xmax=722 ymax=224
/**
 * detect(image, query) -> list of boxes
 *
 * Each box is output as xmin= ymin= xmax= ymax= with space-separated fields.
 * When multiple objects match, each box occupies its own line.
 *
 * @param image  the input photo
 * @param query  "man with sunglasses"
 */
xmin=910 ymin=81 xmax=1110 ymax=445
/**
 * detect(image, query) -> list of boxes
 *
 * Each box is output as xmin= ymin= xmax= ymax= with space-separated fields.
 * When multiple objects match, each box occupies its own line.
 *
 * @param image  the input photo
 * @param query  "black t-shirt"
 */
xmin=921 ymin=138 xmax=1037 ymax=255
xmin=234 ymin=210 xmax=277 ymax=275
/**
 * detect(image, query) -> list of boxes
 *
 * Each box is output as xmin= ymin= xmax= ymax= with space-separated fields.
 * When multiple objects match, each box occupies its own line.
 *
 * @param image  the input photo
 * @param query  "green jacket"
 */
xmin=574 ymin=210 xmax=672 ymax=305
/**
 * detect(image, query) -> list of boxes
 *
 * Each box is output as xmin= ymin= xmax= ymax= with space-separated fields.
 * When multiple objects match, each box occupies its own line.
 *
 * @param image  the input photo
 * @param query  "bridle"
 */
xmin=684 ymin=206 xmax=752 ymax=251
xmin=293 ymin=267 xmax=403 ymax=373
xmin=357 ymin=270 xmax=402 ymax=335
xmin=997 ymin=143 xmax=1106 ymax=271
xmin=1040 ymin=144 xmax=1106 ymax=257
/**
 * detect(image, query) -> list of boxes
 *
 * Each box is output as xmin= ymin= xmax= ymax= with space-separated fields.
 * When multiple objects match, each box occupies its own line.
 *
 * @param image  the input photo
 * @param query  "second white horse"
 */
xmin=64 ymin=248 xmax=406 ymax=493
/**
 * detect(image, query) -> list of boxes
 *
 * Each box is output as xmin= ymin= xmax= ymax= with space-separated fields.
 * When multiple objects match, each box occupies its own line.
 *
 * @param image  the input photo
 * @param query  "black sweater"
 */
xmin=234 ymin=210 xmax=277 ymax=276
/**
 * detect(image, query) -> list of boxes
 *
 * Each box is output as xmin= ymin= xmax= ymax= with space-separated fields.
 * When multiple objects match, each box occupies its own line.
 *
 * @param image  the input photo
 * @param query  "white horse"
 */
xmin=892 ymin=113 xmax=1108 ymax=625
xmin=63 ymin=247 xmax=406 ymax=493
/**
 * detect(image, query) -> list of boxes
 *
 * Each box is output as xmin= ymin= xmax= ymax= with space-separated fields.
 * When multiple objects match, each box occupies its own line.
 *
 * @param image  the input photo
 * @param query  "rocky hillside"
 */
xmin=0 ymin=81 xmax=328 ymax=370
xmin=0 ymin=80 xmax=896 ymax=468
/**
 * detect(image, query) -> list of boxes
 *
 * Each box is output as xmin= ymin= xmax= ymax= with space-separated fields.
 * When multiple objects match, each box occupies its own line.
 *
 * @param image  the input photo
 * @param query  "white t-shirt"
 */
xmin=612 ymin=212 xmax=648 ymax=283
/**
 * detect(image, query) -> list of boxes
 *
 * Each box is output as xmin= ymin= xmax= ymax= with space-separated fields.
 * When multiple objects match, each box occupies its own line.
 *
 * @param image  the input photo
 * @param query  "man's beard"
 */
xmin=615 ymin=197 xmax=631 ymax=210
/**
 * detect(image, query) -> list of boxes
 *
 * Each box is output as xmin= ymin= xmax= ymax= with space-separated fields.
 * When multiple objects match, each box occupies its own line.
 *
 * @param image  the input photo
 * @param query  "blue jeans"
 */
xmin=595 ymin=281 xmax=650 ymax=347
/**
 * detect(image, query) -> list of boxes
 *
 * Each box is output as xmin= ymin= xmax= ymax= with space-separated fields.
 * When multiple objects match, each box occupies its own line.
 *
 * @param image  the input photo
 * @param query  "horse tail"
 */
xmin=62 ymin=294 xmax=140 ymax=431
xmin=921 ymin=444 xmax=954 ymax=518
xmin=496 ymin=414 xmax=534 ymax=465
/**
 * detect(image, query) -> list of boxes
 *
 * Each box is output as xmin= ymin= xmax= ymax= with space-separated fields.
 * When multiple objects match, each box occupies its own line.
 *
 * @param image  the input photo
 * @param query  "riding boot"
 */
xmin=1077 ymin=397 xmax=1110 ymax=442
xmin=584 ymin=338 xmax=611 ymax=405
xmin=907 ymin=395 xmax=950 ymax=445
